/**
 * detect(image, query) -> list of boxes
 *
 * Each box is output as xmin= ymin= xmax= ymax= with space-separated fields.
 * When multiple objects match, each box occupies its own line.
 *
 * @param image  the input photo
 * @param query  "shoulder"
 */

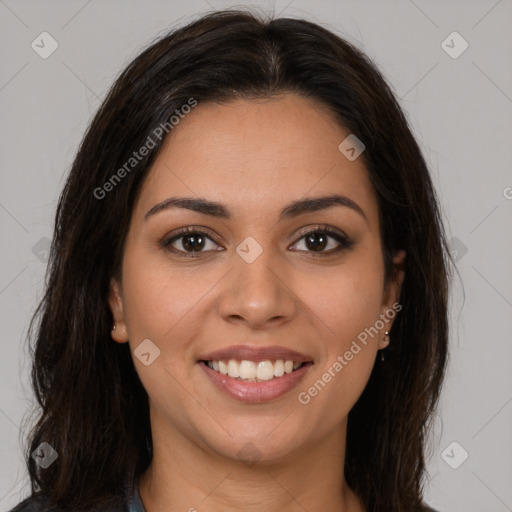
xmin=8 ymin=494 xmax=128 ymax=512
xmin=423 ymin=504 xmax=440 ymax=512
xmin=8 ymin=495 xmax=49 ymax=512
xmin=8 ymin=472 xmax=136 ymax=512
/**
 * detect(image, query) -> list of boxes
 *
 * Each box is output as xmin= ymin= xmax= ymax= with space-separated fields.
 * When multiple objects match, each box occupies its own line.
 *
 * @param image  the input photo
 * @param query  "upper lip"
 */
xmin=198 ymin=344 xmax=313 ymax=363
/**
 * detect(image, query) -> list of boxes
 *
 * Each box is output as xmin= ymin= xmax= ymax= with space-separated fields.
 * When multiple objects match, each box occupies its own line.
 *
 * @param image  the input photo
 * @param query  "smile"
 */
xmin=199 ymin=360 xmax=314 ymax=403
xmin=205 ymin=359 xmax=304 ymax=382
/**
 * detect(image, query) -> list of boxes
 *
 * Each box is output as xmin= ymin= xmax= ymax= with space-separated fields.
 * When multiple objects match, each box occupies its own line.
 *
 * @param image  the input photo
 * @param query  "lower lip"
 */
xmin=199 ymin=361 xmax=313 ymax=403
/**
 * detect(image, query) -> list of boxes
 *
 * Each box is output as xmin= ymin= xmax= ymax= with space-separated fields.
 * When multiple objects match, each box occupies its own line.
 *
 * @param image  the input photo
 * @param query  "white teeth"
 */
xmin=274 ymin=359 xmax=285 ymax=377
xmin=227 ymin=360 xmax=239 ymax=378
xmin=219 ymin=360 xmax=228 ymax=375
xmin=256 ymin=361 xmax=274 ymax=381
xmin=239 ymin=360 xmax=257 ymax=379
xmin=206 ymin=358 xmax=305 ymax=381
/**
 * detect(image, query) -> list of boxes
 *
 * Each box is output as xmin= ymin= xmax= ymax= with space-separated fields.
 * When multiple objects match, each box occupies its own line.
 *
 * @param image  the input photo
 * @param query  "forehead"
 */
xmin=134 ymin=94 xmax=378 ymax=225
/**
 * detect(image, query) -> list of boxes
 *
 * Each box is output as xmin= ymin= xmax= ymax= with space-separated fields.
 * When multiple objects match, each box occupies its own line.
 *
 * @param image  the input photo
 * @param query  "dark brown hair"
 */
xmin=21 ymin=8 xmax=451 ymax=512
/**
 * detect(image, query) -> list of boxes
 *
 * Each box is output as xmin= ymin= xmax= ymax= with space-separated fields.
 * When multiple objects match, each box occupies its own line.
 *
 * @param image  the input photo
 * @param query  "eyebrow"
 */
xmin=144 ymin=194 xmax=368 ymax=223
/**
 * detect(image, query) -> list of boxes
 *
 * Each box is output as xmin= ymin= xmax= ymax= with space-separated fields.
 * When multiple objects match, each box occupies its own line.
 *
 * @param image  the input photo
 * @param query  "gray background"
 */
xmin=1 ymin=1 xmax=511 ymax=511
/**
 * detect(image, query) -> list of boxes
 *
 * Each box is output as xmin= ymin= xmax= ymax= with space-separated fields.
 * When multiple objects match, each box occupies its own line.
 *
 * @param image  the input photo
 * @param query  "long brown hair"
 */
xmin=22 ymin=8 xmax=451 ymax=511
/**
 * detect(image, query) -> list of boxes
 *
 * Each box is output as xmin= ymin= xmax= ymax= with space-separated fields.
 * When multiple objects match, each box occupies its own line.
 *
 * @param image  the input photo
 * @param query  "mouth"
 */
xmin=197 ymin=349 xmax=314 ymax=403
xmin=197 ymin=344 xmax=314 ymax=403
xmin=200 ymin=358 xmax=312 ymax=382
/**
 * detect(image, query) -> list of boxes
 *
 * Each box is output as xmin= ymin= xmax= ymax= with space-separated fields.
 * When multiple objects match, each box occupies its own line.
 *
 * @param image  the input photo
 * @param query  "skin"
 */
xmin=108 ymin=93 xmax=405 ymax=512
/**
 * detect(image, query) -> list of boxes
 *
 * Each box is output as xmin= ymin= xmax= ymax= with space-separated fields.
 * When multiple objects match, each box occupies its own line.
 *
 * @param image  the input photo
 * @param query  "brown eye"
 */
xmin=177 ymin=232 xmax=206 ymax=252
xmin=290 ymin=227 xmax=353 ymax=255
xmin=161 ymin=227 xmax=222 ymax=257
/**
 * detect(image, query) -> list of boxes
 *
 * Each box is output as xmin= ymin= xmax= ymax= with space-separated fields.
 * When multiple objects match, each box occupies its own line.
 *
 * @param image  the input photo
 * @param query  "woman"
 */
xmin=11 ymin=8 xmax=450 ymax=512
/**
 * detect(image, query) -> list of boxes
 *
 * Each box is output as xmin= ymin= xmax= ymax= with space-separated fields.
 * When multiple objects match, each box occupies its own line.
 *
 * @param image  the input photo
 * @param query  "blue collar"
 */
xmin=124 ymin=471 xmax=146 ymax=512
xmin=128 ymin=482 xmax=146 ymax=512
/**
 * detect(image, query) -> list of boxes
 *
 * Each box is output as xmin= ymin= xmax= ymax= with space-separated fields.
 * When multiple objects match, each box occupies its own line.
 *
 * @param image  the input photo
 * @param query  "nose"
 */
xmin=217 ymin=246 xmax=297 ymax=330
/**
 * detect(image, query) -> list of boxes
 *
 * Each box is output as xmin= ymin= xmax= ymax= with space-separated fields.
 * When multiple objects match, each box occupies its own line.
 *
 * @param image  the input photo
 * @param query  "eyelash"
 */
xmin=160 ymin=225 xmax=353 ymax=259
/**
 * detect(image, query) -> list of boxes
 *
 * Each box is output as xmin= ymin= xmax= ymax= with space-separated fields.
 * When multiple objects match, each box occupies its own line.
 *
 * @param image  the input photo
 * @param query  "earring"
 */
xmin=112 ymin=324 xmax=116 ymax=331
xmin=380 ymin=331 xmax=390 ymax=362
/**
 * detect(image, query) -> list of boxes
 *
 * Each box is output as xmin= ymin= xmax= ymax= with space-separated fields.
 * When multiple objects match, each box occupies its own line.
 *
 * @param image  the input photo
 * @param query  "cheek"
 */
xmin=295 ymin=249 xmax=384 ymax=411
xmin=119 ymin=253 xmax=211 ymax=424
xmin=121 ymin=246 xmax=211 ymax=341
xmin=302 ymin=248 xmax=385 ymax=345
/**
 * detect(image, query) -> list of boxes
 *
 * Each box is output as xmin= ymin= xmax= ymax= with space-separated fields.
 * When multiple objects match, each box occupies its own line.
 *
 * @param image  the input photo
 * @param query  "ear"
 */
xmin=108 ymin=278 xmax=129 ymax=343
xmin=378 ymin=249 xmax=406 ymax=349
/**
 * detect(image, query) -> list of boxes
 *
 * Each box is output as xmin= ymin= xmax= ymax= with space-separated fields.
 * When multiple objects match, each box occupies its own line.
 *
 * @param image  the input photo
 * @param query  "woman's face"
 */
xmin=109 ymin=93 xmax=404 ymax=464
